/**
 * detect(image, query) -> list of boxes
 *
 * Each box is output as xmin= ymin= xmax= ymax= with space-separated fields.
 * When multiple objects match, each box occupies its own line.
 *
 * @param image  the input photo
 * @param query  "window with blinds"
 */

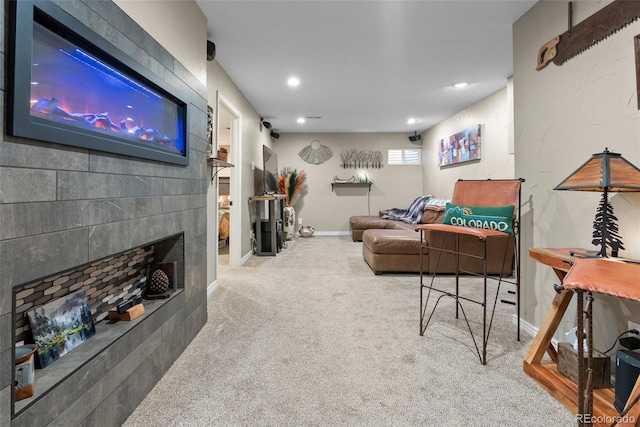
xmin=388 ymin=148 xmax=421 ymax=165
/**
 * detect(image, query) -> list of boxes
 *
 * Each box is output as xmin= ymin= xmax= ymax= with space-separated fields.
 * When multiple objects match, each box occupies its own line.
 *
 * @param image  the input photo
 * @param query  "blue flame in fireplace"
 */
xmin=29 ymin=21 xmax=185 ymax=157
xmin=65 ymin=49 xmax=162 ymax=100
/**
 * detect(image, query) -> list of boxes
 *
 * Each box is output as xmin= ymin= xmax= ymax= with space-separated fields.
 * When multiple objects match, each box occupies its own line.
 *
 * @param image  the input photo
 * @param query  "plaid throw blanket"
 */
xmin=383 ymin=195 xmax=433 ymax=224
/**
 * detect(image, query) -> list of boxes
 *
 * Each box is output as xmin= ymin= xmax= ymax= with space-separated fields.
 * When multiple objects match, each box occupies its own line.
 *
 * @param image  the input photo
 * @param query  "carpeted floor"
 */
xmin=124 ymin=236 xmax=574 ymax=426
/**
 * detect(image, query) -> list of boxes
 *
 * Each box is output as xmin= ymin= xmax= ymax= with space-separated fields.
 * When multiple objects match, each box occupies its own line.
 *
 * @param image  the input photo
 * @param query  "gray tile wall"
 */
xmin=0 ymin=1 xmax=208 ymax=425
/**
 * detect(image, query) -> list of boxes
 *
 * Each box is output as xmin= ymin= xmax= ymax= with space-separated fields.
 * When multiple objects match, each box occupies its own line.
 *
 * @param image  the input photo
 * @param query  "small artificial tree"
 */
xmin=591 ymin=192 xmax=624 ymax=257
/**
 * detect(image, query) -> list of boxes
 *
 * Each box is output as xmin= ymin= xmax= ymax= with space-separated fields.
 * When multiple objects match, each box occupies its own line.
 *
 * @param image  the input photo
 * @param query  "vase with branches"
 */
xmin=278 ymin=168 xmax=307 ymax=208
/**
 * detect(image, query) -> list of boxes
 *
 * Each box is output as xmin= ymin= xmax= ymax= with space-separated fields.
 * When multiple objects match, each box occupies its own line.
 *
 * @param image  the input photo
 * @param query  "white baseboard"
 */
xmin=313 ymin=231 xmax=350 ymax=236
xmin=513 ymin=314 xmax=559 ymax=347
xmin=240 ymin=250 xmax=253 ymax=264
xmin=207 ymin=279 xmax=218 ymax=297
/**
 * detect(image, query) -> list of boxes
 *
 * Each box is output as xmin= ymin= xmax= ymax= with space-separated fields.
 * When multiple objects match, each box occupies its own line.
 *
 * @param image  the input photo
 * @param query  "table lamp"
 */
xmin=554 ymin=148 xmax=640 ymax=257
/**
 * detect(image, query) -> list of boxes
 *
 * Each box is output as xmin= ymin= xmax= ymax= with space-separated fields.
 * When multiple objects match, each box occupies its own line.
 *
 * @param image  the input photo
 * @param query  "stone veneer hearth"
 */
xmin=14 ymin=245 xmax=153 ymax=344
xmin=0 ymin=1 xmax=209 ymax=425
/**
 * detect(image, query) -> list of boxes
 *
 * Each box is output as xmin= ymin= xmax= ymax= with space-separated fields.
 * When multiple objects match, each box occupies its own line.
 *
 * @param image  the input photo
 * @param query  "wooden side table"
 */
xmin=562 ymin=258 xmax=640 ymax=426
xmin=526 ymin=248 xmax=619 ymax=425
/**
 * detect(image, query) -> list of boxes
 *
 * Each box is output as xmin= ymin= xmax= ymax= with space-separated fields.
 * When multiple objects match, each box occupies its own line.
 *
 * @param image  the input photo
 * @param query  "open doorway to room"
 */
xmin=216 ymin=93 xmax=242 ymax=268
xmin=216 ymin=103 xmax=233 ymax=266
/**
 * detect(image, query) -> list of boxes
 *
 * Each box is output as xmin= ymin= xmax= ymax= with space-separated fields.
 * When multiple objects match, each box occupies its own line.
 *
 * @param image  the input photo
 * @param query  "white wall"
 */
xmin=115 ymin=0 xmax=207 ymax=85
xmin=274 ymin=133 xmax=423 ymax=232
xmin=514 ymin=0 xmax=640 ymax=345
xmin=422 ymin=87 xmax=515 ymax=197
xmin=207 ymin=61 xmax=272 ymax=272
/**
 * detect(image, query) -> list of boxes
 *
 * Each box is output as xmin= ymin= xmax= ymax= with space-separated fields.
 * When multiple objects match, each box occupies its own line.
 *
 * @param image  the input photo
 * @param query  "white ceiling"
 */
xmin=197 ymin=0 xmax=536 ymax=134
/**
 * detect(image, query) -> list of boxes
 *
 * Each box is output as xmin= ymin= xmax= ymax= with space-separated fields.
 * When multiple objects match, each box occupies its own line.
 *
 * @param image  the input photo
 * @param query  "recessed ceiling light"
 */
xmin=407 ymin=118 xmax=417 ymax=125
xmin=287 ymin=76 xmax=300 ymax=87
xmin=297 ymin=117 xmax=306 ymax=124
xmin=452 ymin=81 xmax=469 ymax=89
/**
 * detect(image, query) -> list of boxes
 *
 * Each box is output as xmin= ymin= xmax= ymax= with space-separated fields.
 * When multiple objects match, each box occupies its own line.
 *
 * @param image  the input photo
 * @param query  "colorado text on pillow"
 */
xmin=442 ymin=203 xmax=514 ymax=235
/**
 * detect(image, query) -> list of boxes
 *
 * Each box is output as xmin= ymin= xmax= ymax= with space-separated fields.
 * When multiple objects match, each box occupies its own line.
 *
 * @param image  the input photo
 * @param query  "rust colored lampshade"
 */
xmin=554 ymin=148 xmax=640 ymax=192
xmin=554 ymin=148 xmax=640 ymax=257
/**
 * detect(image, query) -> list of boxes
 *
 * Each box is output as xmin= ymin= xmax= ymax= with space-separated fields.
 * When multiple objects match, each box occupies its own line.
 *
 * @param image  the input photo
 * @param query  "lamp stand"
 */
xmin=592 ymin=189 xmax=624 ymax=257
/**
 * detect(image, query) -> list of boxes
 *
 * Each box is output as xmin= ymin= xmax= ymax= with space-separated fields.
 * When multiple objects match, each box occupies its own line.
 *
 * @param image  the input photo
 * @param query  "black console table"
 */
xmin=249 ymin=194 xmax=285 ymax=256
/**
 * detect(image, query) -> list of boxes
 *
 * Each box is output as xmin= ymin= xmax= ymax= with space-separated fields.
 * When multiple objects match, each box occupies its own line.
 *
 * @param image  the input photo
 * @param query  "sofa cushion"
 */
xmin=420 ymin=207 xmax=445 ymax=225
xmin=384 ymin=221 xmax=416 ymax=231
xmin=362 ymin=229 xmax=421 ymax=255
xmin=350 ymin=216 xmax=388 ymax=230
xmin=441 ymin=202 xmax=515 ymax=235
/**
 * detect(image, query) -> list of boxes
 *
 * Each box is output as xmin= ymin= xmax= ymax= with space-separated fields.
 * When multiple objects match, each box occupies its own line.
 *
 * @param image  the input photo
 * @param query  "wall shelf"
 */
xmin=331 ymin=182 xmax=372 ymax=192
xmin=208 ymin=157 xmax=234 ymax=182
xmin=207 ymin=157 xmax=234 ymax=168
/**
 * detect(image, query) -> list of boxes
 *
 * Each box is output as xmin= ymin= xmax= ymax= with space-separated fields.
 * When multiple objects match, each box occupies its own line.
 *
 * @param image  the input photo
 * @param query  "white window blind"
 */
xmin=388 ymin=148 xmax=421 ymax=165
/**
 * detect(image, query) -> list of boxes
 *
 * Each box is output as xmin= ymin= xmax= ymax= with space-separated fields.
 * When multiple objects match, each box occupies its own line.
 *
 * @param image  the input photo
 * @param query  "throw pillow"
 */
xmin=442 ymin=203 xmax=515 ymax=235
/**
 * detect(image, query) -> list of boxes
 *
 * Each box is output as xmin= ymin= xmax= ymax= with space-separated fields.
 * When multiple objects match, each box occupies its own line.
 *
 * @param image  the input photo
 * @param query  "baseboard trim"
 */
xmin=241 ymin=250 xmax=253 ymax=264
xmin=313 ymin=231 xmax=350 ymax=236
xmin=207 ymin=279 xmax=218 ymax=297
xmin=513 ymin=314 xmax=558 ymax=347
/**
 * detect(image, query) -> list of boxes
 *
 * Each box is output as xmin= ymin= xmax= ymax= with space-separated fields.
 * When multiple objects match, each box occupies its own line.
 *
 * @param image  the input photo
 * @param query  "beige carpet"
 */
xmin=124 ymin=236 xmax=574 ymax=426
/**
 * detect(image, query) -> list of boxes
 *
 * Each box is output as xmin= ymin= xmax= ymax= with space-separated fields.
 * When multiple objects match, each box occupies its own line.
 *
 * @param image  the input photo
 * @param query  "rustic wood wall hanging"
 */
xmin=536 ymin=1 xmax=640 ymax=71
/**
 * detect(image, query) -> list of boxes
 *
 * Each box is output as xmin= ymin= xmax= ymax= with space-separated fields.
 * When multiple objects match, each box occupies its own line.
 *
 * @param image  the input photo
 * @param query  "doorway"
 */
xmin=216 ymin=93 xmax=242 ymax=268
xmin=216 ymin=104 xmax=232 ymax=266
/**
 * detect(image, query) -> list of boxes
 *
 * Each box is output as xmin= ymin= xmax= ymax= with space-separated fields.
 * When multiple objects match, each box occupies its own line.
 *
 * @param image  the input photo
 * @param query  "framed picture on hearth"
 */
xmin=26 ymin=290 xmax=96 ymax=368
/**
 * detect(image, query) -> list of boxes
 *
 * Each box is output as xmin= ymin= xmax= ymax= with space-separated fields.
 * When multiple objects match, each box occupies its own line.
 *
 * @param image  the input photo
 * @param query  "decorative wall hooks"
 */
xmin=299 ymin=139 xmax=333 ymax=164
xmin=340 ymin=149 xmax=383 ymax=169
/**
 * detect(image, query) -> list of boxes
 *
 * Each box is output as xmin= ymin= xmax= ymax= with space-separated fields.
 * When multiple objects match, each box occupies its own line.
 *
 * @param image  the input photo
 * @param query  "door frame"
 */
xmin=217 ymin=92 xmax=242 ymax=267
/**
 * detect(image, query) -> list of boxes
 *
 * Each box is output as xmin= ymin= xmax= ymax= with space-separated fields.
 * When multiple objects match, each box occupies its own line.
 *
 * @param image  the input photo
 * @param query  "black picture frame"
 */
xmin=7 ymin=0 xmax=190 ymax=165
xmin=635 ymin=34 xmax=640 ymax=110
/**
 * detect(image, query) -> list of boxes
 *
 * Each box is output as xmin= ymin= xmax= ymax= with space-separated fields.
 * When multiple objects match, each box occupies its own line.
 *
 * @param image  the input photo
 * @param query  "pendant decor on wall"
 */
xmin=207 ymin=105 xmax=215 ymax=157
xmin=299 ymin=140 xmax=333 ymax=164
xmin=340 ymin=149 xmax=383 ymax=169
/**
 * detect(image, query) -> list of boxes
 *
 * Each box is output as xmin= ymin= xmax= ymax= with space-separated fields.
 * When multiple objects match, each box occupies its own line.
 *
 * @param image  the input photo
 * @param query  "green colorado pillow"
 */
xmin=442 ymin=203 xmax=515 ymax=235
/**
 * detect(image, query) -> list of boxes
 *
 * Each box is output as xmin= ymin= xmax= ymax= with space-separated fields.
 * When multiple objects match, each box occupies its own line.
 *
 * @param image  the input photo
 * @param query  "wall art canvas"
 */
xmin=26 ymin=290 xmax=96 ymax=368
xmin=438 ymin=124 xmax=482 ymax=167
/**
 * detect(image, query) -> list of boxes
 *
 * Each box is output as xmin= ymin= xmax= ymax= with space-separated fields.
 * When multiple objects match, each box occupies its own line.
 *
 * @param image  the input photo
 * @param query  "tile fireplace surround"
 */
xmin=0 ymin=1 xmax=209 ymax=425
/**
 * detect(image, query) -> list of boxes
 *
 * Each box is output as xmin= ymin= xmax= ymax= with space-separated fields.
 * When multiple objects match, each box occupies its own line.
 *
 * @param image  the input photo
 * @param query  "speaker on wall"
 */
xmin=408 ymin=131 xmax=422 ymax=144
xmin=260 ymin=118 xmax=272 ymax=130
xmin=615 ymin=350 xmax=640 ymax=413
xmin=207 ymin=40 xmax=216 ymax=62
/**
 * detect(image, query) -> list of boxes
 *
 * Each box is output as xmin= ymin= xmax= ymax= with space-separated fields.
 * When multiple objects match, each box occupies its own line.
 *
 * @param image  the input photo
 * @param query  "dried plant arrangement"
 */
xmin=340 ymin=149 xmax=383 ymax=169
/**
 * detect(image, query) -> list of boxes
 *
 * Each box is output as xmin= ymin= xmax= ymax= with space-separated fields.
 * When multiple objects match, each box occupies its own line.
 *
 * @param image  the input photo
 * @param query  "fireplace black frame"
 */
xmin=7 ymin=0 xmax=190 ymax=166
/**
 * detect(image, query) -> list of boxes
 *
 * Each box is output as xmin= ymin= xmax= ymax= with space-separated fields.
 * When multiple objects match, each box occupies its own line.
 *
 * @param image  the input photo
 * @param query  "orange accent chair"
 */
xmin=417 ymin=178 xmax=523 ymax=365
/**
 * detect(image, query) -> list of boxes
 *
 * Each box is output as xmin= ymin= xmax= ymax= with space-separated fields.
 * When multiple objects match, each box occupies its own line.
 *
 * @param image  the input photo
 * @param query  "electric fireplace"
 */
xmin=7 ymin=0 xmax=189 ymax=165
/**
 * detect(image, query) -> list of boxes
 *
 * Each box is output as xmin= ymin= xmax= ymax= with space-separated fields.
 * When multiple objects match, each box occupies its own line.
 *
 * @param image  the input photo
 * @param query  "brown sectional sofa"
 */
xmin=351 ymin=208 xmax=514 ymax=275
